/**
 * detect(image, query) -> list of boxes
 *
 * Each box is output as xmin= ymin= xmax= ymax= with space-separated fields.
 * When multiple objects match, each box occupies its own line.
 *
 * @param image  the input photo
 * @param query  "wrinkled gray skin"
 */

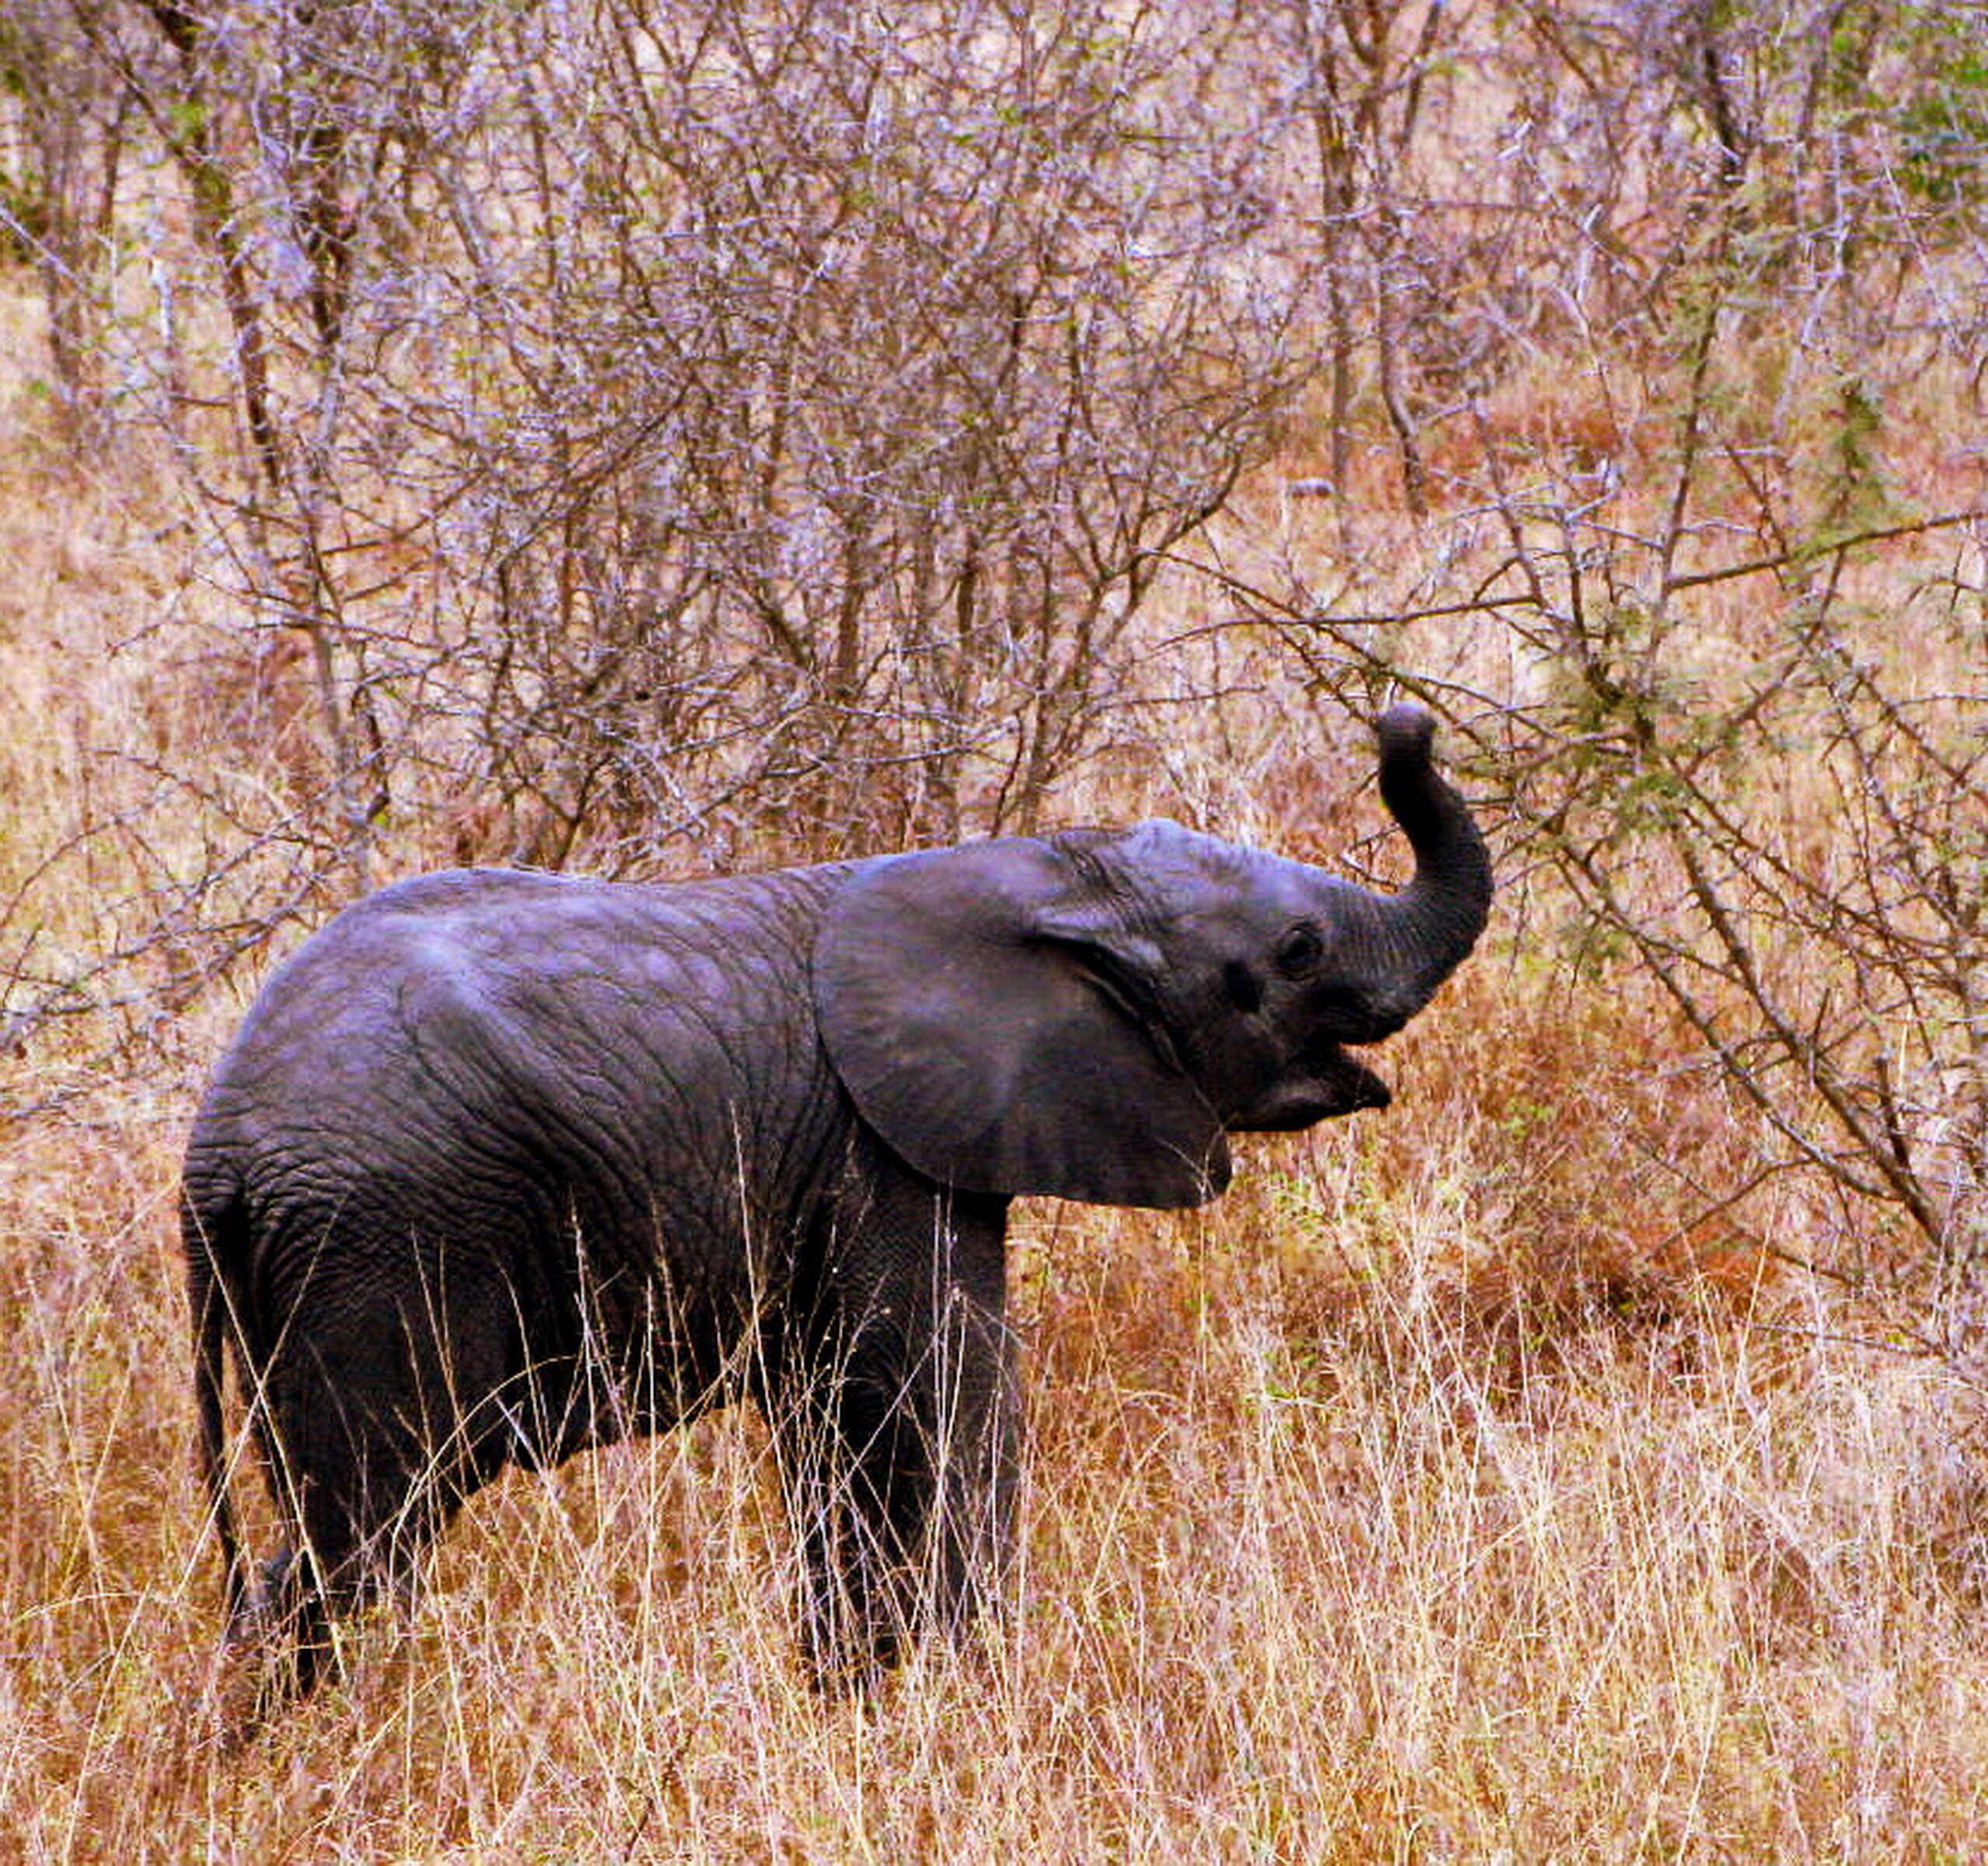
xmin=183 ymin=705 xmax=1491 ymax=1704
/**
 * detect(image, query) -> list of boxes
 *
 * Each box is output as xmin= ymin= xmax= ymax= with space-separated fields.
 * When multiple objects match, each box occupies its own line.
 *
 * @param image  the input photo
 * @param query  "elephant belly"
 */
xmin=275 ymin=1165 xmax=798 ymax=1481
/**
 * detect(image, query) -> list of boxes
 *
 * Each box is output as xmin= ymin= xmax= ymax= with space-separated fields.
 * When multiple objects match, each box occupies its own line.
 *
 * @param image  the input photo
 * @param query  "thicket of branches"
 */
xmin=1 ymin=0 xmax=1983 ymax=1299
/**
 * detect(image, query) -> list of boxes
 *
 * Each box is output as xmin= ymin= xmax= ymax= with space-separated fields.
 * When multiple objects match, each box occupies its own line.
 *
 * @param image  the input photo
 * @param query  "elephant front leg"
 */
xmin=772 ymin=1182 xmax=1018 ymax=1686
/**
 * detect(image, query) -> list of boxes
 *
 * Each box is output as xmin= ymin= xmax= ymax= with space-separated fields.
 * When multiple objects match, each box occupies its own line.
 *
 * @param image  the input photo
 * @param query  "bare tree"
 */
xmin=373 ymin=0 xmax=1318 ymax=855
xmin=2 ymin=0 xmax=1319 ymax=1064
xmin=1210 ymin=0 xmax=1988 ymax=1316
xmin=0 ymin=0 xmax=135 ymax=445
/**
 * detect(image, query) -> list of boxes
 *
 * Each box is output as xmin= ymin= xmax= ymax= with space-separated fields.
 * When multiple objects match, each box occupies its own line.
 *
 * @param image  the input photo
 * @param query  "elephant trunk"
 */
xmin=1340 ymin=704 xmax=1494 ymax=1032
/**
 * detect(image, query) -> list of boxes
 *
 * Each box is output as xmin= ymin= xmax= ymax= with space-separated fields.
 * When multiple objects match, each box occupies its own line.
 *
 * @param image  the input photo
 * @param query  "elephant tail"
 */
xmin=181 ymin=1173 xmax=250 ymax=1631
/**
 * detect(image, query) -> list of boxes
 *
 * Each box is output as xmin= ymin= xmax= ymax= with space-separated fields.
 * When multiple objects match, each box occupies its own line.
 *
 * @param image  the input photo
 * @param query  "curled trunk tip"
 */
xmin=1375 ymin=701 xmax=1435 ymax=766
xmin=1366 ymin=700 xmax=1493 ymax=1009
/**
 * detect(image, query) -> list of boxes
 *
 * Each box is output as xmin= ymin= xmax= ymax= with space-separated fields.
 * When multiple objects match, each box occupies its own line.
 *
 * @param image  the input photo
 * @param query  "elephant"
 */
xmin=181 ymin=703 xmax=1491 ymax=1704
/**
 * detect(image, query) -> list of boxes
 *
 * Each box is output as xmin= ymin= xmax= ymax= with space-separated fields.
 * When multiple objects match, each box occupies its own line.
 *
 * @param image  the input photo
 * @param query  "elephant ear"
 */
xmin=813 ymin=842 xmax=1231 ymax=1210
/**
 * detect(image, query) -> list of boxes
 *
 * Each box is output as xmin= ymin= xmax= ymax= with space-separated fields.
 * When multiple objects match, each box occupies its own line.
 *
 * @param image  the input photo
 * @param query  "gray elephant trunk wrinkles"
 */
xmin=180 ymin=705 xmax=1490 ymax=1713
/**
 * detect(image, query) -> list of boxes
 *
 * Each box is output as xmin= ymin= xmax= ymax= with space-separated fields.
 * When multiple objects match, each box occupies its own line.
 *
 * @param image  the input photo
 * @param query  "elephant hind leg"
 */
xmin=225 ymin=1483 xmax=456 ymax=1727
xmin=236 ymin=1414 xmax=450 ymax=1712
xmin=226 ymin=1541 xmax=336 ymax=1714
xmin=244 ymin=1291 xmax=505 ymax=1705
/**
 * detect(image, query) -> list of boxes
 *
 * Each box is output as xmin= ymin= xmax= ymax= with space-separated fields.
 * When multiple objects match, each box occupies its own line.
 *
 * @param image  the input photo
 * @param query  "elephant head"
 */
xmin=815 ymin=704 xmax=1492 ymax=1209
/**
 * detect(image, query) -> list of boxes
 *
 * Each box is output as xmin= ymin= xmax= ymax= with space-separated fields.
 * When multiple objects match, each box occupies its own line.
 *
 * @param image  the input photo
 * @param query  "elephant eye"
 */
xmin=1275 ymin=924 xmax=1324 ymax=978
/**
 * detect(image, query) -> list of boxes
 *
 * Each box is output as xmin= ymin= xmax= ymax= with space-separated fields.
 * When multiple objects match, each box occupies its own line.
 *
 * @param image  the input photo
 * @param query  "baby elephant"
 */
xmin=183 ymin=704 xmax=1490 ymax=1703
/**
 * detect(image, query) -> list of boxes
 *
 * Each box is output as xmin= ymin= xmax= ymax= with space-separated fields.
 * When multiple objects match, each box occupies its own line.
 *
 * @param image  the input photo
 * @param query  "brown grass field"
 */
xmin=4 ymin=116 xmax=1988 ymax=1862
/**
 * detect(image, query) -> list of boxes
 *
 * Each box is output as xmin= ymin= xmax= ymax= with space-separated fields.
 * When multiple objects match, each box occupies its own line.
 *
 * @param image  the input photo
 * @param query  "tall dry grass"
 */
xmin=9 ymin=1021 xmax=1988 ymax=1860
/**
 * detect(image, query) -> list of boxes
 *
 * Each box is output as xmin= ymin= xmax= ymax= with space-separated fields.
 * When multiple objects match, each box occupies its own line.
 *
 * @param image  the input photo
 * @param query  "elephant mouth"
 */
xmin=1228 ymin=1043 xmax=1392 ymax=1131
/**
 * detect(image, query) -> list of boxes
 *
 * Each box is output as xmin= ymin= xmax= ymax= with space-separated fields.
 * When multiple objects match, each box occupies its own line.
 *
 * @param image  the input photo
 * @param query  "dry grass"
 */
xmin=9 ymin=1061 xmax=1988 ymax=1861
xmin=5 ymin=259 xmax=1988 ymax=1861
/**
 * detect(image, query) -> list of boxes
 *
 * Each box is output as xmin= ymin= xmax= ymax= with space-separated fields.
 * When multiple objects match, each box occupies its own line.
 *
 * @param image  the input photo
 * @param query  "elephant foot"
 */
xmin=209 ymin=1543 xmax=344 ymax=1736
